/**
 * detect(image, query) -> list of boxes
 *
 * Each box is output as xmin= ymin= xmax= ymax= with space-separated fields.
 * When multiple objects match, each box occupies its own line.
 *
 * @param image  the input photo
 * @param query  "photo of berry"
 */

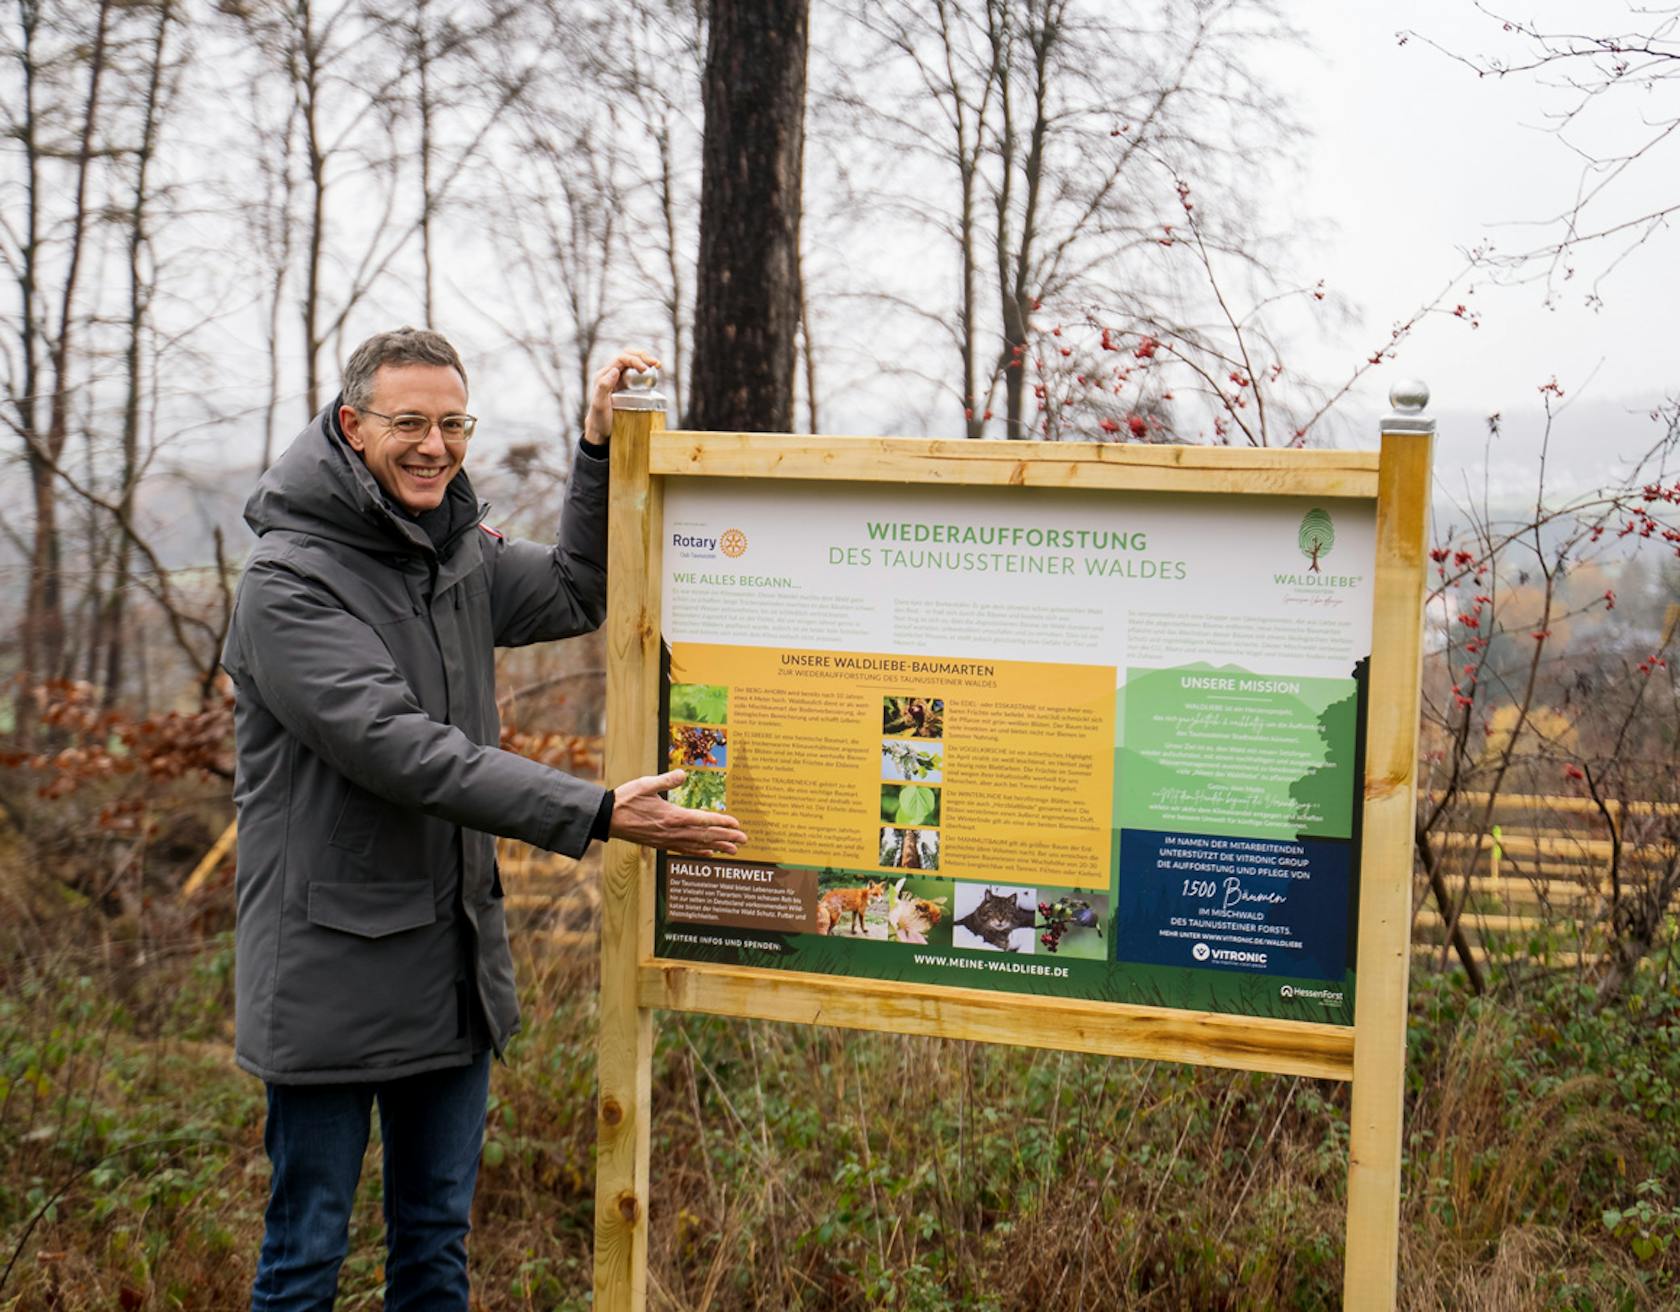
xmin=669 ymin=724 xmax=727 ymax=770
xmin=1034 ymin=893 xmax=1108 ymax=959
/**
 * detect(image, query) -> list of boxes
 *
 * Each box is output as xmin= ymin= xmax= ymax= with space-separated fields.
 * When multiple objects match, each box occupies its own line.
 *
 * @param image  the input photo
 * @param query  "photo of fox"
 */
xmin=816 ymin=880 xmax=886 ymax=936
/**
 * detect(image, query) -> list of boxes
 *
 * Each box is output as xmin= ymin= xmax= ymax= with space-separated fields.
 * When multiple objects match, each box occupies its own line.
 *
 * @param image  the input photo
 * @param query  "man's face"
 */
xmin=339 ymin=363 xmax=469 ymax=514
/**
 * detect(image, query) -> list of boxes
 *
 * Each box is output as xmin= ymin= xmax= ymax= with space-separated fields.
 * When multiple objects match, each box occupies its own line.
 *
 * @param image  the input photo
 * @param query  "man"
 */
xmin=222 ymin=327 xmax=746 ymax=1311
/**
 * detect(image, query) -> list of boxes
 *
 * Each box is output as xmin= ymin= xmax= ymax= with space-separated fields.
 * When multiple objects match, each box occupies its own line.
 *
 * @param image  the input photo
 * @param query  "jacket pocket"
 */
xmin=328 ymin=785 xmax=382 ymax=856
xmin=307 ymin=880 xmax=436 ymax=938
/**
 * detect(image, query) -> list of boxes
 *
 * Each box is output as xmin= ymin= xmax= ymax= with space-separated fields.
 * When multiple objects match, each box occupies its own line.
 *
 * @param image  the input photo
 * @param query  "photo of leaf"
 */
xmin=880 ymin=783 xmax=940 ymax=827
xmin=670 ymin=771 xmax=727 ymax=812
xmin=670 ymin=682 xmax=728 ymax=724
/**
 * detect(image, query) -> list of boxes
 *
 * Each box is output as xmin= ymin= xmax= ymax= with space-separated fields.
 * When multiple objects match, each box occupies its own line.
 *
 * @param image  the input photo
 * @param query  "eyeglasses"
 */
xmin=359 ymin=408 xmax=478 ymax=445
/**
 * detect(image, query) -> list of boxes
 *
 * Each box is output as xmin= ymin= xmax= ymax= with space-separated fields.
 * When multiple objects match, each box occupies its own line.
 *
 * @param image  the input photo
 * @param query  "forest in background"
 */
xmin=4 ymin=2 xmax=1680 ymax=1308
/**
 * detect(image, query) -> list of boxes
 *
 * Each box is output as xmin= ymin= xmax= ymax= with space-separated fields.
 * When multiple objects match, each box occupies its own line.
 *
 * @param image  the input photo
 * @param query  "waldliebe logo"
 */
xmin=1273 ymin=507 xmax=1360 ymax=591
xmin=1298 ymin=508 xmax=1334 ymax=572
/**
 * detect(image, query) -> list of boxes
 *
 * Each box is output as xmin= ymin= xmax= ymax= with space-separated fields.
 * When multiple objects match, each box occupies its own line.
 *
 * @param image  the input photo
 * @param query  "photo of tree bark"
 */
xmin=4 ymin=2 xmax=1680 ymax=1308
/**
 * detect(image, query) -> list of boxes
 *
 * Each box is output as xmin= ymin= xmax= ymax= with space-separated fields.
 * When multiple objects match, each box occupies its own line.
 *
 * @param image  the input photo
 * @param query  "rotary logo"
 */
xmin=720 ymin=528 xmax=748 ymax=558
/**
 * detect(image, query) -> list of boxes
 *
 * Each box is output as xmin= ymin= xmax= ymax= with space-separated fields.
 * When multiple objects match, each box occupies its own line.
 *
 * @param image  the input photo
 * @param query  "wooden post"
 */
xmin=180 ymin=817 xmax=237 ymax=897
xmin=1344 ymin=381 xmax=1434 ymax=1309
xmin=594 ymin=372 xmax=667 ymax=1312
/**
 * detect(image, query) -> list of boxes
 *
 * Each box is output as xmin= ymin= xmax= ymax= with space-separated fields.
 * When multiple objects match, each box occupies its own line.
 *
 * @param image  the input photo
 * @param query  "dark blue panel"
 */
xmin=1115 ymin=828 xmax=1351 ymax=982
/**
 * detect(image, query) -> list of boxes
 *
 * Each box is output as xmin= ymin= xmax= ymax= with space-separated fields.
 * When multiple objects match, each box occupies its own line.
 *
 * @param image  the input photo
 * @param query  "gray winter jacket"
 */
xmin=222 ymin=402 xmax=609 ymax=1083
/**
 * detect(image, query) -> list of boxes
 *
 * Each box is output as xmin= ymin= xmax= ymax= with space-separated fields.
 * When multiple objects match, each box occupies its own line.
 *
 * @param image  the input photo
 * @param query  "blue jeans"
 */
xmin=251 ymin=1052 xmax=491 ymax=1311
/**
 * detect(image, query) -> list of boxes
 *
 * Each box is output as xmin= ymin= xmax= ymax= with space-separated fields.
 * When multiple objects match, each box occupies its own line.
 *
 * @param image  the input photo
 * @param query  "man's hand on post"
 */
xmin=610 ymin=770 xmax=748 ymax=856
xmin=583 ymin=349 xmax=661 ymax=446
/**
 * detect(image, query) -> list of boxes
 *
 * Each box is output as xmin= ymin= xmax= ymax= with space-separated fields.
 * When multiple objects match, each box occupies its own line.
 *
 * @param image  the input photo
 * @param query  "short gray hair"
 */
xmin=342 ymin=327 xmax=468 ymax=409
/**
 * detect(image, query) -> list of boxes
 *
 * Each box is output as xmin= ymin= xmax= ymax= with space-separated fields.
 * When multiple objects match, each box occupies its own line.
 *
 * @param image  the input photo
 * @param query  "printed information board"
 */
xmin=655 ymin=479 xmax=1375 ymax=1023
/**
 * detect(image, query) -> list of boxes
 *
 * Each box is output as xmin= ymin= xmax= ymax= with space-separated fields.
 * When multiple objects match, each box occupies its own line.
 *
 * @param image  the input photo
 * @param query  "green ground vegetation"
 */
xmin=1 ymin=902 xmax=1676 ymax=1310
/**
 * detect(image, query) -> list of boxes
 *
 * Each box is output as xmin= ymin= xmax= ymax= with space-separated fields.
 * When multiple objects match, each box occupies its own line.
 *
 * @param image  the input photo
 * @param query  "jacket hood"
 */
xmin=243 ymin=396 xmax=478 ymax=556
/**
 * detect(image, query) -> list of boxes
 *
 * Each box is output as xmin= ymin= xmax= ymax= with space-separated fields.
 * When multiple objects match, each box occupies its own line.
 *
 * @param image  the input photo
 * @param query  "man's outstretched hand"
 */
xmin=610 ymin=770 xmax=748 ymax=856
xmin=583 ymin=348 xmax=660 ymax=446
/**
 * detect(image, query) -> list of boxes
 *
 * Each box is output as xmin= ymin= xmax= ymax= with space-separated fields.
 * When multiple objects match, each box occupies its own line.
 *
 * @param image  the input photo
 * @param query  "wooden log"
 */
xmin=640 ymin=961 xmax=1354 ymax=1081
xmin=1344 ymin=421 xmax=1431 ymax=1311
xmin=594 ymin=405 xmax=664 ymax=1312
xmin=1428 ymin=790 xmax=1680 ymax=818
xmin=180 ymin=818 xmax=237 ymax=897
xmin=1413 ymin=909 xmax=1593 ymax=937
xmin=649 ymin=430 xmax=1382 ymax=499
xmin=1435 ymin=831 xmax=1669 ymax=862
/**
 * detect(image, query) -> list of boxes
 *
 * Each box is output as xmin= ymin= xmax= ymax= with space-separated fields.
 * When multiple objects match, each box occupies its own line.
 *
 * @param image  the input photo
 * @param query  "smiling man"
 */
xmin=222 ymin=328 xmax=745 ymax=1311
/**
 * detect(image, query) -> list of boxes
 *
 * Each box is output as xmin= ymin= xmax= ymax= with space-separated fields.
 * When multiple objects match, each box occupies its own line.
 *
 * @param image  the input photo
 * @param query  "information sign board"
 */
xmin=592 ymin=403 xmax=1434 ymax=1312
xmin=656 ymin=481 xmax=1373 ymax=1022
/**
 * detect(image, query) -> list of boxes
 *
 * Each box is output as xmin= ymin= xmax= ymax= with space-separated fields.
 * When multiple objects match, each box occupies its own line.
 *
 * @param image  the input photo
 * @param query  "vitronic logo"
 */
xmin=1193 ymin=943 xmax=1269 ymax=967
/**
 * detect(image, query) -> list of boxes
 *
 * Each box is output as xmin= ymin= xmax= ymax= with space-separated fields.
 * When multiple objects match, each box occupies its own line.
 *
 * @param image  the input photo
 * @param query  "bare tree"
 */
xmin=1406 ymin=4 xmax=1680 ymax=308
xmin=3 ymin=0 xmax=116 ymax=731
xmin=832 ymin=0 xmax=1306 ymax=440
xmin=496 ymin=112 xmax=630 ymax=436
xmin=98 ymin=0 xmax=178 ymax=707
xmin=581 ymin=0 xmax=707 ymax=428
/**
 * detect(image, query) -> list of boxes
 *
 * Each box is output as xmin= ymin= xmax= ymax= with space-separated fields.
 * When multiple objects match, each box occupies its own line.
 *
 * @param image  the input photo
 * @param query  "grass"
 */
xmin=1 ymin=907 xmax=1677 ymax=1311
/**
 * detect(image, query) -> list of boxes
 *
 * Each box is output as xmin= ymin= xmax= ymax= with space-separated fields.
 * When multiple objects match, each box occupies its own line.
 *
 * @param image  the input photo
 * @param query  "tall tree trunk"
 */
xmin=687 ymin=0 xmax=810 ymax=433
xmin=22 ymin=0 xmax=114 ymax=708
xmin=14 ymin=2 xmax=42 ymax=731
xmin=300 ymin=0 xmax=326 ymax=416
xmin=656 ymin=123 xmax=686 ymax=428
xmin=103 ymin=0 xmax=174 ymax=707
xmin=799 ymin=273 xmax=818 ymax=433
xmin=415 ymin=0 xmax=437 ymax=327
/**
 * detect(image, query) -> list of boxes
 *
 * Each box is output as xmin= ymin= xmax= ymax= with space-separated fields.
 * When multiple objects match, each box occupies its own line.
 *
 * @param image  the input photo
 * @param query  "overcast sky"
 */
xmin=1287 ymin=0 xmax=1677 ymax=431
xmin=152 ymin=1 xmax=1676 ymax=508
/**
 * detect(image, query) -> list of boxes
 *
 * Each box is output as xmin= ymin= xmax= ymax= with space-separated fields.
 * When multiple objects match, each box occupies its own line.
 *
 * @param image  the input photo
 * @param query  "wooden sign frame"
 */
xmin=593 ymin=407 xmax=1432 ymax=1312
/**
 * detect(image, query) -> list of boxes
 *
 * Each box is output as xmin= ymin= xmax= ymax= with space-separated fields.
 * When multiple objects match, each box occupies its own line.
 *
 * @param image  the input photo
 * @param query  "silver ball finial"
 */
xmin=1389 ymin=379 xmax=1430 ymax=415
xmin=611 ymin=365 xmax=666 ymax=412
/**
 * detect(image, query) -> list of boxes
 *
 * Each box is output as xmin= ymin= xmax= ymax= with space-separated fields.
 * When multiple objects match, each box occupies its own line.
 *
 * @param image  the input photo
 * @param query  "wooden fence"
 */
xmin=1414 ymin=790 xmax=1678 ymax=968
xmin=181 ymin=782 xmax=1673 ymax=973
